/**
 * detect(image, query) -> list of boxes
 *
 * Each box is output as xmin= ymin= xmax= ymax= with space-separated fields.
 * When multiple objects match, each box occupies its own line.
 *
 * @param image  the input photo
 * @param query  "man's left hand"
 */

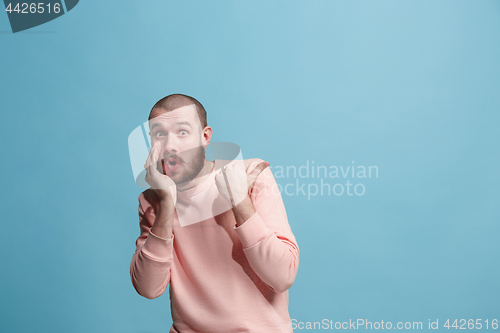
xmin=215 ymin=161 xmax=270 ymax=207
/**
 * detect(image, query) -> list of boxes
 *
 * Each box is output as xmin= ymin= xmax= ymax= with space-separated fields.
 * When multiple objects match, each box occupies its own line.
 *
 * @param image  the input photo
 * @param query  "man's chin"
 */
xmin=170 ymin=172 xmax=194 ymax=186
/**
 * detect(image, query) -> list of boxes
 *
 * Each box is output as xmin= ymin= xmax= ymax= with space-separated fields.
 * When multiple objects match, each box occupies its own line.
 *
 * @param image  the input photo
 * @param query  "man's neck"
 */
xmin=176 ymin=159 xmax=215 ymax=192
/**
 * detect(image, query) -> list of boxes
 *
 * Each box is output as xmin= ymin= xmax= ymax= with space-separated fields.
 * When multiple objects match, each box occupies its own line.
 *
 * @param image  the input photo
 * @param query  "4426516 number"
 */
xmin=5 ymin=3 xmax=61 ymax=14
xmin=444 ymin=319 xmax=498 ymax=330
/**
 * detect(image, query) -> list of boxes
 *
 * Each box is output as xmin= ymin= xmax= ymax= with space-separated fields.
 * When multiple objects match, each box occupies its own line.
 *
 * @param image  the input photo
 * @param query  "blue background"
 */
xmin=1 ymin=1 xmax=499 ymax=332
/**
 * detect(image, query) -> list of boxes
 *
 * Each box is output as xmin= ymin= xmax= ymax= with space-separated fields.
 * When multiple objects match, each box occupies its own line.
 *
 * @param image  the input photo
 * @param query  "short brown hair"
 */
xmin=148 ymin=94 xmax=207 ymax=128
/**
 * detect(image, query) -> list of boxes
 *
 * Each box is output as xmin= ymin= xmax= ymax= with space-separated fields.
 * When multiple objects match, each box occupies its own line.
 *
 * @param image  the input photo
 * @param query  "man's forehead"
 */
xmin=148 ymin=104 xmax=199 ymax=128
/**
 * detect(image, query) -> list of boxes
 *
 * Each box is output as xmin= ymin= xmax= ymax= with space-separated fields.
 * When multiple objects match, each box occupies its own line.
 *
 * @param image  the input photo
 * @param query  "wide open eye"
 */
xmin=179 ymin=130 xmax=188 ymax=136
xmin=155 ymin=131 xmax=166 ymax=137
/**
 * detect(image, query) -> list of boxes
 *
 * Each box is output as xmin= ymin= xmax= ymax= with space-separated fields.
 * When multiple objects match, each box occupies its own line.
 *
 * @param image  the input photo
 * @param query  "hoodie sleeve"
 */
xmin=130 ymin=190 xmax=173 ymax=299
xmin=234 ymin=161 xmax=300 ymax=293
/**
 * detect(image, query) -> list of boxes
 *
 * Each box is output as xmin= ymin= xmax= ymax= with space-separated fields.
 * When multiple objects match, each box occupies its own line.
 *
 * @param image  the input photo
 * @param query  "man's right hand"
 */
xmin=144 ymin=141 xmax=177 ymax=205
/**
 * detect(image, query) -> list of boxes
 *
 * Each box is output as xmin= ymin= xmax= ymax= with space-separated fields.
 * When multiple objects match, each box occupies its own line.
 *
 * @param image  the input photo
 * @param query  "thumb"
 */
xmin=144 ymin=206 xmax=156 ymax=224
xmin=248 ymin=161 xmax=270 ymax=189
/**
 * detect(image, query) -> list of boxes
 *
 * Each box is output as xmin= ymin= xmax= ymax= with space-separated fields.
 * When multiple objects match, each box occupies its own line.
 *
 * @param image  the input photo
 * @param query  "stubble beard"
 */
xmin=169 ymin=146 xmax=206 ymax=185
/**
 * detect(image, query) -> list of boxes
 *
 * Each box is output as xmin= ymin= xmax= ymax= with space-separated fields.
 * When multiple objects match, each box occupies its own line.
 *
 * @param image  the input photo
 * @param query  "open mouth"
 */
xmin=163 ymin=157 xmax=180 ymax=174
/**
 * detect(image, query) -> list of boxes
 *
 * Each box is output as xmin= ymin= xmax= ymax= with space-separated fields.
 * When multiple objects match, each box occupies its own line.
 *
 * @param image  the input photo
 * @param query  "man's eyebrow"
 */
xmin=176 ymin=121 xmax=192 ymax=127
xmin=150 ymin=121 xmax=192 ymax=130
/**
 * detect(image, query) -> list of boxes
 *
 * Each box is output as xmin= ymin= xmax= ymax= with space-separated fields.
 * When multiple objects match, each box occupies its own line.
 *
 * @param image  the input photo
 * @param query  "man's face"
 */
xmin=148 ymin=105 xmax=207 ymax=185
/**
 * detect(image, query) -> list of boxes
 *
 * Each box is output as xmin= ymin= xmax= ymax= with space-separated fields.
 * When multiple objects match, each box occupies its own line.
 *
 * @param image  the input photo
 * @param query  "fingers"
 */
xmin=215 ymin=161 xmax=271 ymax=206
xmin=144 ymin=143 xmax=154 ymax=169
xmin=144 ymin=142 xmax=164 ymax=190
xmin=248 ymin=161 xmax=270 ymax=189
xmin=144 ymin=141 xmax=161 ymax=170
xmin=249 ymin=161 xmax=270 ymax=178
xmin=214 ymin=170 xmax=230 ymax=203
xmin=154 ymin=141 xmax=161 ymax=164
xmin=221 ymin=167 xmax=235 ymax=207
xmin=214 ymin=171 xmax=225 ymax=191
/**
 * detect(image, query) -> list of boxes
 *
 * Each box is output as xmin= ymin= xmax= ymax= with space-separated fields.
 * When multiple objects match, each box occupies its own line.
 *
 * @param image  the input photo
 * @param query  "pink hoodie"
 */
xmin=130 ymin=158 xmax=299 ymax=333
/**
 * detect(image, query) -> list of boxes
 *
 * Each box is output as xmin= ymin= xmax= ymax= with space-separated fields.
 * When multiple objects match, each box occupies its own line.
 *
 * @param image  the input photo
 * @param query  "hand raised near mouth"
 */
xmin=144 ymin=141 xmax=177 ymax=205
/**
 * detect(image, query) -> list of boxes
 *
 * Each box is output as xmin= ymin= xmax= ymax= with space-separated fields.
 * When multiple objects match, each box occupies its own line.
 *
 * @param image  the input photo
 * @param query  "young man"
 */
xmin=130 ymin=94 xmax=299 ymax=333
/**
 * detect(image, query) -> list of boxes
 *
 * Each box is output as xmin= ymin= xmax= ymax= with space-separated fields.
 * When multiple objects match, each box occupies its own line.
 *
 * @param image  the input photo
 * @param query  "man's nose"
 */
xmin=163 ymin=134 xmax=178 ymax=154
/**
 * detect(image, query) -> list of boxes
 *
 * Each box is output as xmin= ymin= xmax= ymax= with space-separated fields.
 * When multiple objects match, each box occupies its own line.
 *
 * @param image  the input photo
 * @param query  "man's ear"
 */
xmin=201 ymin=126 xmax=213 ymax=148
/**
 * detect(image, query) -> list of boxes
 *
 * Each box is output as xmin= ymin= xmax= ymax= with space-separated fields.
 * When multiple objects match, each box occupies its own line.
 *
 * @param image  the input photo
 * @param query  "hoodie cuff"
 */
xmin=141 ymin=230 xmax=174 ymax=262
xmin=234 ymin=212 xmax=271 ymax=249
